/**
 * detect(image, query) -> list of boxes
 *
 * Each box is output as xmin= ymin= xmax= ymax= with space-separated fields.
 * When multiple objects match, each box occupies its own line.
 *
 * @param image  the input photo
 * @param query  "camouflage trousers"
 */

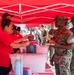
xmin=54 ymin=50 xmax=72 ymax=75
xmin=70 ymin=50 xmax=74 ymax=75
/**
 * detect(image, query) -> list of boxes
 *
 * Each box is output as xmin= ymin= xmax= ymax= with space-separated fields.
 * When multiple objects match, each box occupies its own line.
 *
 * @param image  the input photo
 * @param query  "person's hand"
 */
xmin=24 ymin=35 xmax=29 ymax=39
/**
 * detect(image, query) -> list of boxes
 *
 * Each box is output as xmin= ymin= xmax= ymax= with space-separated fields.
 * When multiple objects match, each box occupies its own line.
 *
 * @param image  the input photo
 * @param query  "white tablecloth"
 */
xmin=10 ymin=54 xmax=47 ymax=72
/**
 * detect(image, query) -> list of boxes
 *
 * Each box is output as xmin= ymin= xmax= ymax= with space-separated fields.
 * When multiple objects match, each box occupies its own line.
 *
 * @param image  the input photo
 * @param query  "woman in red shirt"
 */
xmin=0 ymin=19 xmax=30 ymax=75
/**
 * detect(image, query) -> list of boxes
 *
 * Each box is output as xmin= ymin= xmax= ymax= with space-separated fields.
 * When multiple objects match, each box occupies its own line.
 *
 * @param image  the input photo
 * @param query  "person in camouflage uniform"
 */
xmin=49 ymin=16 xmax=73 ymax=75
xmin=70 ymin=16 xmax=74 ymax=75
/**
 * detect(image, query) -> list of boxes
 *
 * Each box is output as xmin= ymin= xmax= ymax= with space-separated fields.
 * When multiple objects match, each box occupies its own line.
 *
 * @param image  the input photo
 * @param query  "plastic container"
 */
xmin=14 ymin=55 xmax=23 ymax=75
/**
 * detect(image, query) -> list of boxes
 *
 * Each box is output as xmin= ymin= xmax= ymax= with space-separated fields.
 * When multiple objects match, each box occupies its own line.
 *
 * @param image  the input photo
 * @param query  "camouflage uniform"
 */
xmin=53 ymin=27 xmax=72 ymax=75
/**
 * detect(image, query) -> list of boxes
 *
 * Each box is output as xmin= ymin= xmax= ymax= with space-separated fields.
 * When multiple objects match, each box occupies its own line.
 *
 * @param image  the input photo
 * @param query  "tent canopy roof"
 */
xmin=0 ymin=0 xmax=74 ymax=5
xmin=0 ymin=1 xmax=74 ymax=27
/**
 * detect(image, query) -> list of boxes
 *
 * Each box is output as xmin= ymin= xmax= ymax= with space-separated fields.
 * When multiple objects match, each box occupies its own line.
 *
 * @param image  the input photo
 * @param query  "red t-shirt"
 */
xmin=12 ymin=32 xmax=23 ymax=40
xmin=0 ymin=29 xmax=14 ymax=67
xmin=16 ymin=32 xmax=23 ymax=39
xmin=12 ymin=33 xmax=18 ymax=40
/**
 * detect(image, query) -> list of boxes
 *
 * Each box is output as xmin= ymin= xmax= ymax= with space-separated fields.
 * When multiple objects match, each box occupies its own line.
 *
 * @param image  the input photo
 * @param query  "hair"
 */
xmin=2 ymin=17 xmax=7 ymax=21
xmin=1 ymin=19 xmax=12 ymax=29
xmin=55 ymin=16 xmax=68 ymax=25
xmin=55 ymin=16 xmax=66 ymax=21
xmin=12 ymin=25 xmax=17 ymax=30
xmin=41 ymin=25 xmax=44 ymax=27
xmin=12 ymin=25 xmax=17 ymax=34
xmin=17 ymin=27 xmax=21 ymax=32
xmin=65 ymin=18 xmax=68 ymax=26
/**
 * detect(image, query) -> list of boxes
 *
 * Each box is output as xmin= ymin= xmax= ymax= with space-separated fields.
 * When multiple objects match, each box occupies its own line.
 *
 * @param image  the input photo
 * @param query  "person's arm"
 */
xmin=50 ymin=30 xmax=74 ymax=49
xmin=49 ymin=43 xmax=74 ymax=49
xmin=14 ymin=35 xmax=28 ymax=43
xmin=10 ymin=41 xmax=30 ymax=48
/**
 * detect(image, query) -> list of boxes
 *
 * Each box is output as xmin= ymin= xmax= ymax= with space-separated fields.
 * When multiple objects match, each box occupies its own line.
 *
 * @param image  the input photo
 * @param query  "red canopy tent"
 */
xmin=0 ymin=0 xmax=74 ymax=27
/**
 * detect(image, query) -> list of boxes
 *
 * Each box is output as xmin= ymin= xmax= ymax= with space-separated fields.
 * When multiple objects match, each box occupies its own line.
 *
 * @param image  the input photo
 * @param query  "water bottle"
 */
xmin=15 ymin=55 xmax=23 ymax=75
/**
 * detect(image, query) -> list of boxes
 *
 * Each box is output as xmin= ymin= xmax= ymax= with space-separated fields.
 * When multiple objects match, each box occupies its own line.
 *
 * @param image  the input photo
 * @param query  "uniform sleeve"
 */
xmin=0 ymin=32 xmax=14 ymax=46
xmin=67 ymin=35 xmax=74 ymax=44
xmin=66 ymin=30 xmax=74 ymax=44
